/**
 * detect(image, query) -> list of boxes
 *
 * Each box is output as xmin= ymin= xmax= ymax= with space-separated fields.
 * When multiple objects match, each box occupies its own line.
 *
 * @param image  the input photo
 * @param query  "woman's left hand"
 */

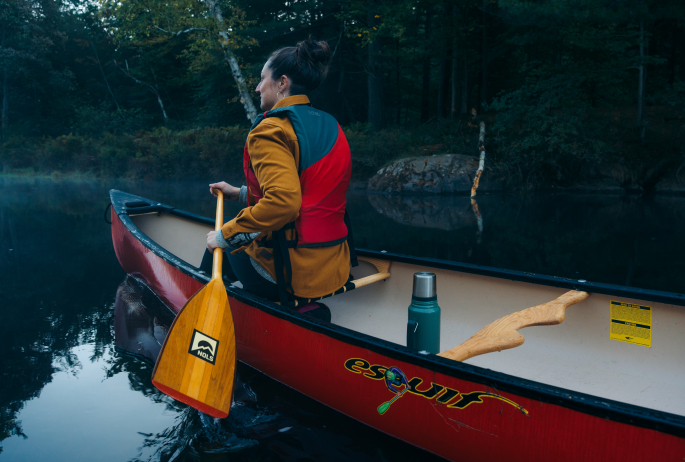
xmin=207 ymin=231 xmax=219 ymax=251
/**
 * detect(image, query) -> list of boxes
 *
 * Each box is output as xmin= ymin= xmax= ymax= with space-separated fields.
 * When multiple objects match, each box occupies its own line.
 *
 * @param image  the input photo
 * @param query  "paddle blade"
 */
xmin=377 ymin=401 xmax=392 ymax=415
xmin=152 ymin=279 xmax=236 ymax=418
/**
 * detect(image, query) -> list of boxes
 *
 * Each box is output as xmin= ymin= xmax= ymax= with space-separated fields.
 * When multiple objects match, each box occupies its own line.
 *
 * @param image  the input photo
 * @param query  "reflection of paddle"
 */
xmin=438 ymin=290 xmax=589 ymax=362
xmin=378 ymin=388 xmax=408 ymax=415
xmin=152 ymin=190 xmax=236 ymax=418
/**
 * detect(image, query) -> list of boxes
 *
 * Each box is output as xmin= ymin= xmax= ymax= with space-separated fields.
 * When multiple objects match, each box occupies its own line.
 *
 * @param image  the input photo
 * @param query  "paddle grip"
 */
xmin=212 ymin=189 xmax=224 ymax=281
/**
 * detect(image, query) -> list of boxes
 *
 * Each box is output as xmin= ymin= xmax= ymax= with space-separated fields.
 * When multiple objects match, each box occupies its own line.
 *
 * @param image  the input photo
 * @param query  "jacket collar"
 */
xmin=271 ymin=94 xmax=310 ymax=110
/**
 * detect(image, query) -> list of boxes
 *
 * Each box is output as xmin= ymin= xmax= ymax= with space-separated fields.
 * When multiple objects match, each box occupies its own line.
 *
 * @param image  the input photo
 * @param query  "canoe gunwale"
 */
xmin=386 ymin=253 xmax=685 ymax=309
xmin=111 ymin=190 xmax=685 ymax=309
xmin=109 ymin=189 xmax=685 ymax=439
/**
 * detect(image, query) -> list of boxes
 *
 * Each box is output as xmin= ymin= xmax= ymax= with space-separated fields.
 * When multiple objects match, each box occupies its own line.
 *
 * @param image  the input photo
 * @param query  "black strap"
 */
xmin=344 ymin=210 xmax=358 ymax=267
xmin=277 ymin=230 xmax=294 ymax=295
xmin=257 ymin=222 xmax=345 ymax=249
xmin=266 ymin=210 xmax=358 ymax=303
xmin=296 ymin=236 xmax=348 ymax=248
xmin=272 ymin=228 xmax=294 ymax=305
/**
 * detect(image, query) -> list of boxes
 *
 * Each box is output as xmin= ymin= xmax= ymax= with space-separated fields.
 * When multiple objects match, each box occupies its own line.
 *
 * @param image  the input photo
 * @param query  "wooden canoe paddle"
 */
xmin=152 ymin=190 xmax=236 ymax=418
xmin=438 ymin=290 xmax=589 ymax=362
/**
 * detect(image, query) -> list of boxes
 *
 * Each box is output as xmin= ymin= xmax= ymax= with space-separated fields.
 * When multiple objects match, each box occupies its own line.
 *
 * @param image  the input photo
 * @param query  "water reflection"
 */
xmin=471 ymin=198 xmax=483 ymax=245
xmin=2 ymin=176 xmax=684 ymax=461
xmin=367 ymin=194 xmax=477 ymax=231
xmin=0 ymin=343 xmax=181 ymax=461
xmin=114 ymin=278 xmax=174 ymax=364
xmin=112 ymin=277 xmax=438 ymax=462
xmin=351 ymin=191 xmax=685 ymax=293
xmin=0 ymin=178 xmax=124 ymax=453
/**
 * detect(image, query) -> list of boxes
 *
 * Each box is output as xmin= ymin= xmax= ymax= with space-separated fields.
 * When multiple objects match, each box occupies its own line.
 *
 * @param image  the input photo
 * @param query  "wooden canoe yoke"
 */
xmin=438 ymin=290 xmax=589 ymax=362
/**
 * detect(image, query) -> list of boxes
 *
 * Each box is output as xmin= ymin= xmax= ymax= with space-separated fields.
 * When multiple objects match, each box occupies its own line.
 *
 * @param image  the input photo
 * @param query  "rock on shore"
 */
xmin=655 ymin=177 xmax=685 ymax=195
xmin=367 ymin=154 xmax=502 ymax=194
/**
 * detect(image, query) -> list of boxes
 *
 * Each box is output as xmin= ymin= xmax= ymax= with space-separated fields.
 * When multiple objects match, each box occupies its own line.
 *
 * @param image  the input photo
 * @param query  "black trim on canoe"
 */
xmin=109 ymin=189 xmax=685 ymax=439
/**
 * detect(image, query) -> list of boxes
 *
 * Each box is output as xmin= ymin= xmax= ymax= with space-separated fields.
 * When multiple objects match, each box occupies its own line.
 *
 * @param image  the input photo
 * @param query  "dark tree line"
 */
xmin=1 ymin=0 xmax=685 ymax=185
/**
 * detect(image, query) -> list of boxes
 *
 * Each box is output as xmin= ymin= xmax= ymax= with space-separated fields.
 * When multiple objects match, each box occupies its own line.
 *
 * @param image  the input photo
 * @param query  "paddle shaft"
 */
xmin=212 ymin=189 xmax=223 ymax=280
xmin=378 ymin=388 xmax=407 ymax=415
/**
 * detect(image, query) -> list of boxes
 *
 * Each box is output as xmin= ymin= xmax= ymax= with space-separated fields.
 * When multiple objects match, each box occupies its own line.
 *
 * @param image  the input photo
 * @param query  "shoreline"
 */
xmin=3 ymin=172 xmax=685 ymax=196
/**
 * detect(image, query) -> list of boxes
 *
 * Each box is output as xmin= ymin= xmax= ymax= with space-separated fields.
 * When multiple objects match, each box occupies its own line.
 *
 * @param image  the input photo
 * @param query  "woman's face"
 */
xmin=256 ymin=61 xmax=284 ymax=111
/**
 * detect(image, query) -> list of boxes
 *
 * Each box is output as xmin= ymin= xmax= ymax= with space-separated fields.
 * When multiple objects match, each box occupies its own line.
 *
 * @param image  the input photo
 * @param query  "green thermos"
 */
xmin=407 ymin=272 xmax=441 ymax=354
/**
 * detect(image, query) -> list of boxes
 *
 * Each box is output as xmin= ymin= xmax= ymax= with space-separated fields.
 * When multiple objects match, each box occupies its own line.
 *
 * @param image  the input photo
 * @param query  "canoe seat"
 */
xmin=281 ymin=256 xmax=391 ymax=307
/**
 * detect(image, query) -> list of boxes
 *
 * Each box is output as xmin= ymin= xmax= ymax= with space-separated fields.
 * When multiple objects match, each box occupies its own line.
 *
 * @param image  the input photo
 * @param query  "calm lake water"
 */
xmin=1 ymin=176 xmax=684 ymax=461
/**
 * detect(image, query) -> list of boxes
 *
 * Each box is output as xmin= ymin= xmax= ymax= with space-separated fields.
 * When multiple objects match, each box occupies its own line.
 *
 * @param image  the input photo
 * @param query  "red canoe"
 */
xmin=109 ymin=189 xmax=685 ymax=462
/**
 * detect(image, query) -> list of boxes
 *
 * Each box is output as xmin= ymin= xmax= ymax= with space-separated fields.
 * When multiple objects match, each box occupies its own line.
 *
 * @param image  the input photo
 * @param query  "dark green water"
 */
xmin=1 ymin=177 xmax=683 ymax=461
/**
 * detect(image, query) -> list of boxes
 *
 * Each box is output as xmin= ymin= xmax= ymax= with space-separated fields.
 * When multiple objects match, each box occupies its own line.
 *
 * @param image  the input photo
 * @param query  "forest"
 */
xmin=1 ymin=0 xmax=684 ymax=189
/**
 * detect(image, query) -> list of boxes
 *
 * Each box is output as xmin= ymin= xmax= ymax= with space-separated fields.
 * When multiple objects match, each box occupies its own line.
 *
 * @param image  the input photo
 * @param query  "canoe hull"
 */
xmin=110 ymin=193 xmax=685 ymax=462
xmin=111 ymin=205 xmax=204 ymax=310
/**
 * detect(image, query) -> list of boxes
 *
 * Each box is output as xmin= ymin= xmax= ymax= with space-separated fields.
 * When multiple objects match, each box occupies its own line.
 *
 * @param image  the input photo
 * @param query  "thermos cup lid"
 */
xmin=412 ymin=272 xmax=437 ymax=300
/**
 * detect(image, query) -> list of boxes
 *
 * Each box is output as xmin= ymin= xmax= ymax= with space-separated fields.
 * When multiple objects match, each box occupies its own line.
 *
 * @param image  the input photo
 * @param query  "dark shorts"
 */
xmin=200 ymin=247 xmax=280 ymax=301
xmin=199 ymin=247 xmax=332 ymax=322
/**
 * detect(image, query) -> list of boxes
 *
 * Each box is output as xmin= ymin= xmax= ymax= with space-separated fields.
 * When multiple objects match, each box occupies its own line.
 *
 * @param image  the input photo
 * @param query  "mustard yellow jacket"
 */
xmin=220 ymin=95 xmax=351 ymax=299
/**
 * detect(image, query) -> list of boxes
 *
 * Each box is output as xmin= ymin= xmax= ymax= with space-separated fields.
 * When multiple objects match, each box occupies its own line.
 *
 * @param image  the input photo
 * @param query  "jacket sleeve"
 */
xmin=220 ymin=119 xmax=301 ymax=241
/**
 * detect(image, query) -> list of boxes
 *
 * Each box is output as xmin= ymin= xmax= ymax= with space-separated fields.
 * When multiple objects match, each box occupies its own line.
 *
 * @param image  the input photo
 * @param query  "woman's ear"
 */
xmin=280 ymin=75 xmax=290 ymax=94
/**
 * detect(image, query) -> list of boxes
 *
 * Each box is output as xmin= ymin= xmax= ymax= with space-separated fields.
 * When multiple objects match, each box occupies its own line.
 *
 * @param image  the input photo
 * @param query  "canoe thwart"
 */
xmin=282 ymin=256 xmax=391 ymax=307
xmin=437 ymin=290 xmax=589 ymax=362
xmin=352 ymin=256 xmax=391 ymax=289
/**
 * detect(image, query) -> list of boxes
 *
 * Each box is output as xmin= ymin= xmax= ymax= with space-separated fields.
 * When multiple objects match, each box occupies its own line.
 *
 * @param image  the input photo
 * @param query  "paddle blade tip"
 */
xmin=377 ymin=403 xmax=390 ymax=415
xmin=152 ymin=379 xmax=230 ymax=419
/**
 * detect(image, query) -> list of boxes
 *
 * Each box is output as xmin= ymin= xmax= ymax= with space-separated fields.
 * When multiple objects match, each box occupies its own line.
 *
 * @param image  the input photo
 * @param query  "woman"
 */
xmin=201 ymin=39 xmax=353 ymax=309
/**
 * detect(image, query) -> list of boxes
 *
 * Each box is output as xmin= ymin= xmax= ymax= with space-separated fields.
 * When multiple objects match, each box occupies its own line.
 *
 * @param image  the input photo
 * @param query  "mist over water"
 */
xmin=1 ymin=176 xmax=683 ymax=461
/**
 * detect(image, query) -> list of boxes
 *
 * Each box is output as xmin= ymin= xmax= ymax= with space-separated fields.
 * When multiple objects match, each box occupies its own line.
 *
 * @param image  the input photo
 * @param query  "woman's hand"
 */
xmin=206 ymin=230 xmax=219 ymax=251
xmin=209 ymin=181 xmax=240 ymax=201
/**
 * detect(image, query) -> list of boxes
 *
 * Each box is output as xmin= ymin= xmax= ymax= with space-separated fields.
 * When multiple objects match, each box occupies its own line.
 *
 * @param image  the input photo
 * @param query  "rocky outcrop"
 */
xmin=654 ymin=177 xmax=685 ymax=195
xmin=367 ymin=154 xmax=503 ymax=194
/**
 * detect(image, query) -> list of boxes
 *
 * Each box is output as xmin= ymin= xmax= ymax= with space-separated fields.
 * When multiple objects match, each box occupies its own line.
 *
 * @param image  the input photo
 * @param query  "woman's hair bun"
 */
xmin=269 ymin=38 xmax=332 ymax=95
xmin=296 ymin=39 xmax=331 ymax=68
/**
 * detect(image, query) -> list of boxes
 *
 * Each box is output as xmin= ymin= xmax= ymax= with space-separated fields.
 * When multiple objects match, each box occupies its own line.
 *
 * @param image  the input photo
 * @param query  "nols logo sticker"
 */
xmin=188 ymin=329 xmax=219 ymax=365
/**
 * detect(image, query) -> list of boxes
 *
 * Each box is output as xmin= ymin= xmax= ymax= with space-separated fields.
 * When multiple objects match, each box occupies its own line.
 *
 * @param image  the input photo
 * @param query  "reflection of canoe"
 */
xmin=114 ymin=277 xmax=174 ymax=364
xmin=109 ymin=189 xmax=685 ymax=461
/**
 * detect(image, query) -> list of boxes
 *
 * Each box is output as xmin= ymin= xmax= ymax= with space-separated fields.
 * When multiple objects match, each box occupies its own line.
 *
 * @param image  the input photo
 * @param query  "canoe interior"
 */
xmin=130 ymin=211 xmax=685 ymax=418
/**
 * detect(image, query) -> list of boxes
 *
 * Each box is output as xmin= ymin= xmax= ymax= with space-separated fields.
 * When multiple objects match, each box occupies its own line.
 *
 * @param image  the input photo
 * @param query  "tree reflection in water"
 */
xmin=352 ymin=191 xmax=685 ymax=292
xmin=113 ymin=277 xmax=438 ymax=462
xmin=2 ymin=176 xmax=684 ymax=461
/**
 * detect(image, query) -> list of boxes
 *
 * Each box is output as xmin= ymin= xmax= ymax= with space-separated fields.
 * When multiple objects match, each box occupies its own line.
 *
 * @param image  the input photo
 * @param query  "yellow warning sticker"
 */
xmin=610 ymin=301 xmax=651 ymax=347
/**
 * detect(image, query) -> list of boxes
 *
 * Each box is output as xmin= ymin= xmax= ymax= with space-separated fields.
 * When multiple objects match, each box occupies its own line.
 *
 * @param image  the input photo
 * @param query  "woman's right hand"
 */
xmin=209 ymin=181 xmax=240 ymax=201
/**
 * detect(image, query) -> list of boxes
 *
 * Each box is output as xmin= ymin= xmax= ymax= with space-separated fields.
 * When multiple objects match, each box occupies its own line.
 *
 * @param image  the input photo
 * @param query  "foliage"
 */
xmin=657 ymin=79 xmax=685 ymax=118
xmin=0 ymin=0 xmax=78 ymax=136
xmin=1 ymin=126 xmax=248 ymax=179
xmin=72 ymin=103 xmax=153 ymax=136
xmin=1 ymin=122 xmax=484 ymax=181
xmin=1 ymin=0 xmax=685 ymax=188
xmin=488 ymin=75 xmax=606 ymax=186
xmin=344 ymin=123 xmax=421 ymax=178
